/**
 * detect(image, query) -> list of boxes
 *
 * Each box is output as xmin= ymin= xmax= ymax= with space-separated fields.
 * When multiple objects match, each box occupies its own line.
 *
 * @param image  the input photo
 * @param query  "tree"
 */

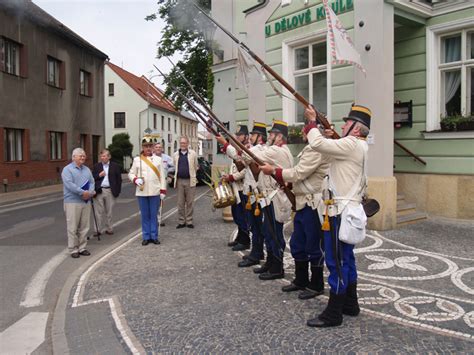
xmin=146 ymin=0 xmax=213 ymax=110
xmin=107 ymin=133 xmax=133 ymax=172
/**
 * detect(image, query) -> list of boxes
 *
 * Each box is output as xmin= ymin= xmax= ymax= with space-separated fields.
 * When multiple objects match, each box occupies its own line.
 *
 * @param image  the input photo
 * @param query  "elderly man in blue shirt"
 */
xmin=61 ymin=147 xmax=95 ymax=258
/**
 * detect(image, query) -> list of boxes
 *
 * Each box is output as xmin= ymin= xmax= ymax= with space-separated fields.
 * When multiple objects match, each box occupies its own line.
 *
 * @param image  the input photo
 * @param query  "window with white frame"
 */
xmin=293 ymin=41 xmax=327 ymax=122
xmin=4 ymin=128 xmax=23 ymax=161
xmin=439 ymin=30 xmax=474 ymax=116
xmin=427 ymin=21 xmax=474 ymax=131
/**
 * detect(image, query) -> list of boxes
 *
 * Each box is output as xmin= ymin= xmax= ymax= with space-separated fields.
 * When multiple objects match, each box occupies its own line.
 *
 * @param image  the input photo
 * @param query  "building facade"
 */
xmin=210 ymin=0 xmax=474 ymax=227
xmin=0 ymin=0 xmax=108 ymax=192
xmin=105 ymin=63 xmax=198 ymax=164
xmin=198 ymin=131 xmax=214 ymax=162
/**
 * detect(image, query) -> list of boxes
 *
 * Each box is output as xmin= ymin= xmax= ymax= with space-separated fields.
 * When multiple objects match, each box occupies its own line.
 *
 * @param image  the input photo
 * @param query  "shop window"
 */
xmin=4 ymin=128 xmax=24 ymax=161
xmin=293 ymin=41 xmax=327 ymax=122
xmin=114 ymin=112 xmax=126 ymax=128
xmin=49 ymin=131 xmax=63 ymax=160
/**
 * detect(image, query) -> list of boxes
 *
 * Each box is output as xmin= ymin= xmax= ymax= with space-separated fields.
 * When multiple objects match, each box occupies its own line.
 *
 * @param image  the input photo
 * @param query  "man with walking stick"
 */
xmin=61 ymin=148 xmax=95 ymax=258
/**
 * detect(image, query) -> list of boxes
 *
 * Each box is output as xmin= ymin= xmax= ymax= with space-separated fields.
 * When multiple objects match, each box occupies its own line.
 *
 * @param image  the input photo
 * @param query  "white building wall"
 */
xmin=104 ymin=65 xmax=182 ymax=159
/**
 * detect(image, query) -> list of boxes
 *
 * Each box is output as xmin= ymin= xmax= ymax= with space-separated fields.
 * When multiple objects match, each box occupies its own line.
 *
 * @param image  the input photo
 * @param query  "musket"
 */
xmin=192 ymin=3 xmax=340 ymax=139
xmin=151 ymin=64 xmax=246 ymax=173
xmin=155 ymin=62 xmax=297 ymax=210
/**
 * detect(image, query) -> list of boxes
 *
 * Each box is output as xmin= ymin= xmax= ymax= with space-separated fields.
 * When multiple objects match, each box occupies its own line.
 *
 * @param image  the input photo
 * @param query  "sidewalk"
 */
xmin=64 ymin=196 xmax=474 ymax=353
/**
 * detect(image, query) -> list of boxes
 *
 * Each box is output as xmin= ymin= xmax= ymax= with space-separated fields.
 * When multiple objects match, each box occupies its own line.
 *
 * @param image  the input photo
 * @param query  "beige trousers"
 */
xmin=177 ymin=178 xmax=196 ymax=224
xmin=64 ymin=202 xmax=91 ymax=254
xmin=95 ymin=188 xmax=115 ymax=233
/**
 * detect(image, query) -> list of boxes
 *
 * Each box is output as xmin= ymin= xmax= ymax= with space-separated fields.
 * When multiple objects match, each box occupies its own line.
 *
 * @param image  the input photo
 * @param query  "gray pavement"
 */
xmin=65 ymin=196 xmax=474 ymax=354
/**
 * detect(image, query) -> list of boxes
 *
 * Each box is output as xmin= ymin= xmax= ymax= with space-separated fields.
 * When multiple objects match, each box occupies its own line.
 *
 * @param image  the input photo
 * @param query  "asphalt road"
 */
xmin=0 ymin=182 xmax=194 ymax=354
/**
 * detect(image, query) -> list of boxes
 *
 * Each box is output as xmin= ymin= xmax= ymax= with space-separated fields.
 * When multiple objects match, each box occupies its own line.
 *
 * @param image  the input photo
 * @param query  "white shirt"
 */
xmin=101 ymin=162 xmax=110 ymax=188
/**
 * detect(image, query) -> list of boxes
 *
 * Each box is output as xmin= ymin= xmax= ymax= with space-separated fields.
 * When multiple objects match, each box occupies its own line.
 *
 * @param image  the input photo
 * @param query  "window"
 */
xmin=427 ymin=21 xmax=474 ymax=131
xmin=439 ymin=31 xmax=473 ymax=116
xmin=4 ymin=128 xmax=23 ymax=161
xmin=92 ymin=135 xmax=100 ymax=164
xmin=174 ymin=141 xmax=177 ymax=151
xmin=114 ymin=112 xmax=126 ymax=128
xmin=1 ymin=37 xmax=20 ymax=76
xmin=180 ymin=123 xmax=183 ymax=134
xmin=47 ymin=56 xmax=63 ymax=88
xmin=293 ymin=41 xmax=327 ymax=122
xmin=49 ymin=131 xmax=63 ymax=160
xmin=153 ymin=114 xmax=157 ymax=129
xmin=174 ymin=119 xmax=177 ymax=133
xmin=108 ymin=83 xmax=114 ymax=96
xmin=168 ymin=117 xmax=171 ymax=131
xmin=161 ymin=116 xmax=165 ymax=130
xmin=80 ymin=134 xmax=87 ymax=149
xmin=80 ymin=70 xmax=91 ymax=96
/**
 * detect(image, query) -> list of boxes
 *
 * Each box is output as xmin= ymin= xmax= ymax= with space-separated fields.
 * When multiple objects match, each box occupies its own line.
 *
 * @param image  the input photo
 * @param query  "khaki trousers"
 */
xmin=177 ymin=178 xmax=196 ymax=224
xmin=64 ymin=202 xmax=91 ymax=254
xmin=95 ymin=188 xmax=115 ymax=233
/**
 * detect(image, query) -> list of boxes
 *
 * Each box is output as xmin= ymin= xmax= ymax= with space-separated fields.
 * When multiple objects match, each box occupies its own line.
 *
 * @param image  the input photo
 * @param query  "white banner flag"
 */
xmin=322 ymin=0 xmax=366 ymax=74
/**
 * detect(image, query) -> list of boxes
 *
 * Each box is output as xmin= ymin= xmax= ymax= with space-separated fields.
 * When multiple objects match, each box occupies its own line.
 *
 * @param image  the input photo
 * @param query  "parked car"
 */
xmin=167 ymin=157 xmax=212 ymax=187
xmin=197 ymin=157 xmax=212 ymax=185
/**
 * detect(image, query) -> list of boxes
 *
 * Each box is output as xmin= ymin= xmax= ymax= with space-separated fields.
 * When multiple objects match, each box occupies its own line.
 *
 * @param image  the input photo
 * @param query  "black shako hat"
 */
xmin=236 ymin=125 xmax=249 ymax=136
xmin=250 ymin=122 xmax=267 ymax=137
xmin=343 ymin=105 xmax=372 ymax=129
xmin=268 ymin=120 xmax=288 ymax=138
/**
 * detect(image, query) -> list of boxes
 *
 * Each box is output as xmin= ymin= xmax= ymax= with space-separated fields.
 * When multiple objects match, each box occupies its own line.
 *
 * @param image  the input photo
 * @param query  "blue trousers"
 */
xmin=262 ymin=203 xmax=285 ymax=259
xmin=138 ymin=196 xmax=160 ymax=241
xmin=231 ymin=192 xmax=249 ymax=232
xmin=324 ymin=216 xmax=357 ymax=294
xmin=290 ymin=206 xmax=324 ymax=266
xmin=247 ymin=202 xmax=267 ymax=261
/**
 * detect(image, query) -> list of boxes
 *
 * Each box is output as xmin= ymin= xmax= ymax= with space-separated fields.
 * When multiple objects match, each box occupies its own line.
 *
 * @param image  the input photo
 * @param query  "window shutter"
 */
xmin=59 ymin=61 xmax=66 ymax=90
xmin=20 ymin=44 xmax=28 ymax=78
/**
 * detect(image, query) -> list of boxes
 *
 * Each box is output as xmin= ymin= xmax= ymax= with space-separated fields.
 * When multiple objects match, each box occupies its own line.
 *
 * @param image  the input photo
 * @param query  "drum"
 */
xmin=212 ymin=181 xmax=236 ymax=209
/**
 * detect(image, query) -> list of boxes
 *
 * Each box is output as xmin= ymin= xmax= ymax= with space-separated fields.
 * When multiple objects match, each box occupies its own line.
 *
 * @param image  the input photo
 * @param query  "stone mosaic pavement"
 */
xmin=66 ymin=195 xmax=474 ymax=353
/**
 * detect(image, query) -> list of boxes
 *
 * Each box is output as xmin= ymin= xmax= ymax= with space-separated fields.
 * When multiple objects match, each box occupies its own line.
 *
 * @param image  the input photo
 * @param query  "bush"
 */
xmin=107 ymin=133 xmax=133 ymax=172
xmin=440 ymin=115 xmax=474 ymax=132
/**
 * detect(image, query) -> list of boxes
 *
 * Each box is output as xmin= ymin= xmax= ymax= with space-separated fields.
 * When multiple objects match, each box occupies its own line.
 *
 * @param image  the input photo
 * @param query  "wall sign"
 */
xmin=265 ymin=0 xmax=354 ymax=37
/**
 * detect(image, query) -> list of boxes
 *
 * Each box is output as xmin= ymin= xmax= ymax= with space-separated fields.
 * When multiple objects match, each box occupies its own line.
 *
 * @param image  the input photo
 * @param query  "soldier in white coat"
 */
xmin=261 ymin=128 xmax=330 ymax=299
xmin=129 ymin=136 xmax=167 ymax=245
xmin=303 ymin=104 xmax=371 ymax=328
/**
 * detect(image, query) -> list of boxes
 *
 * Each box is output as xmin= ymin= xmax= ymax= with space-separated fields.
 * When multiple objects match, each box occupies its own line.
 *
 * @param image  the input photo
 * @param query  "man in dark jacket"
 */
xmin=92 ymin=149 xmax=122 ymax=235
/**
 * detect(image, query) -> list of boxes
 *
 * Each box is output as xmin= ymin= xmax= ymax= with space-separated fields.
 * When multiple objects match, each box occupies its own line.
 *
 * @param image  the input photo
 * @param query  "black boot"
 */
xmin=282 ymin=260 xmax=309 ymax=292
xmin=298 ymin=265 xmax=324 ymax=299
xmin=259 ymin=254 xmax=284 ymax=280
xmin=253 ymin=253 xmax=273 ymax=274
xmin=307 ymin=292 xmax=345 ymax=327
xmin=238 ymin=257 xmax=259 ymax=267
xmin=342 ymin=282 xmax=360 ymax=316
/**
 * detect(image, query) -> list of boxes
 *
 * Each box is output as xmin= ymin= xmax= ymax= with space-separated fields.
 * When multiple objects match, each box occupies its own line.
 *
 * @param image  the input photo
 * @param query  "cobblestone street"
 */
xmin=66 ymin=195 xmax=474 ymax=353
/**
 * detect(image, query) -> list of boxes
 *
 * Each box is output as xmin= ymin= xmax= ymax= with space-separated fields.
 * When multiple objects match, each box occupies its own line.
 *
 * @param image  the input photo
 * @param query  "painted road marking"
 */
xmin=71 ymin=190 xmax=208 ymax=354
xmin=20 ymin=251 xmax=68 ymax=308
xmin=0 ymin=312 xmax=49 ymax=354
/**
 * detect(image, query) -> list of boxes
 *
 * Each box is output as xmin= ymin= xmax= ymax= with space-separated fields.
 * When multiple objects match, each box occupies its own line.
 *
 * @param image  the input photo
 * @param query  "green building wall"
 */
xmin=394 ymin=7 xmax=474 ymax=175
